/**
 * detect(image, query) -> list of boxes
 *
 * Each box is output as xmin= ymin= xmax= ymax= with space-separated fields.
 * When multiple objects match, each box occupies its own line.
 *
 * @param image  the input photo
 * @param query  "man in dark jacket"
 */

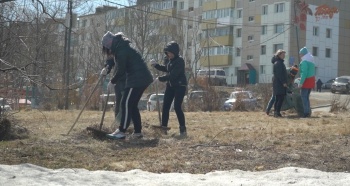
xmin=273 ymin=49 xmax=288 ymax=117
xmin=102 ymin=31 xmax=153 ymax=139
xmin=151 ymin=41 xmax=188 ymax=136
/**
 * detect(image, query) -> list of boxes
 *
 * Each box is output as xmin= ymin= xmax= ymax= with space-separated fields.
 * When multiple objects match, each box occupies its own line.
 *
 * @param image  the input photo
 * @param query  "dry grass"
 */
xmin=1 ymin=109 xmax=350 ymax=174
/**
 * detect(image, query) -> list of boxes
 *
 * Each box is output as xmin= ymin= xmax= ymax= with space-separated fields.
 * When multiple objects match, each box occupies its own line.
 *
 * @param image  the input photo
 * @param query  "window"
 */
xmin=273 ymin=43 xmax=284 ymax=52
xmin=189 ymin=7 xmax=194 ymax=11
xmin=326 ymin=48 xmax=331 ymax=58
xmin=248 ymin=16 xmax=254 ymax=22
xmin=275 ymin=24 xmax=284 ymax=33
xmin=261 ymin=45 xmax=266 ymax=55
xmin=236 ymin=48 xmax=241 ymax=57
xmin=179 ymin=1 xmax=184 ymax=9
xmin=247 ymin=55 xmax=253 ymax=60
xmin=262 ymin=5 xmax=268 ymax=15
xmin=261 ymin=25 xmax=267 ymax=35
xmin=313 ymin=26 xmax=319 ymax=36
xmin=237 ymin=9 xmax=242 ymax=18
xmin=249 ymin=0 xmax=255 ymax=2
xmin=199 ymin=0 xmax=203 ymax=6
xmin=260 ymin=65 xmax=266 ymax=74
xmin=82 ymin=19 xmax=87 ymax=27
xmin=81 ymin=33 xmax=85 ymax=41
xmin=275 ymin=3 xmax=284 ymax=13
xmin=312 ymin=47 xmax=318 ymax=56
xmin=326 ymin=28 xmax=332 ymax=38
xmin=236 ymin=28 xmax=242 ymax=37
xmin=248 ymin=35 xmax=254 ymax=41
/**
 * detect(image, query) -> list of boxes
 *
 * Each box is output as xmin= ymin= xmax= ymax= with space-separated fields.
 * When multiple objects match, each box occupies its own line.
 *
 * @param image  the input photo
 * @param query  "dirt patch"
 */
xmin=0 ymin=109 xmax=350 ymax=174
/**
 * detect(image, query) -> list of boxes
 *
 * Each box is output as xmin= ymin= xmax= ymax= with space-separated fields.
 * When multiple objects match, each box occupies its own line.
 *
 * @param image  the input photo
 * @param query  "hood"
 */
xmin=111 ymin=32 xmax=131 ymax=52
xmin=301 ymin=52 xmax=314 ymax=63
xmin=271 ymin=56 xmax=277 ymax=64
xmin=164 ymin=41 xmax=179 ymax=56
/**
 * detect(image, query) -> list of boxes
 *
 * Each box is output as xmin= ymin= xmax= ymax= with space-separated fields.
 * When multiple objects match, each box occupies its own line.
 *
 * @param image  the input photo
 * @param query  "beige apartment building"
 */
xmin=198 ymin=0 xmax=349 ymax=85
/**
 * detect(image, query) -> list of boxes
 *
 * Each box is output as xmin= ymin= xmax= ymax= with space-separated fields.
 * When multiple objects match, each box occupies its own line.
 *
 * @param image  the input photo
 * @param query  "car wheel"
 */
xmin=331 ymin=90 xmax=335 ymax=93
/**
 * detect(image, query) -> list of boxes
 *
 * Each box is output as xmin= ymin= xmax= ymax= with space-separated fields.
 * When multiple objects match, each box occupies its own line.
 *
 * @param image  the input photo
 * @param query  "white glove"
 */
xmin=100 ymin=68 xmax=107 ymax=76
xmin=150 ymin=59 xmax=158 ymax=67
xmin=298 ymin=83 xmax=302 ymax=88
xmin=107 ymin=81 xmax=115 ymax=93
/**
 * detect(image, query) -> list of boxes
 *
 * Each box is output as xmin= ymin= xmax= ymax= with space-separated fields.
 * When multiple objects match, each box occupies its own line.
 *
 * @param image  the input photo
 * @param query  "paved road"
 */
xmin=310 ymin=89 xmax=350 ymax=112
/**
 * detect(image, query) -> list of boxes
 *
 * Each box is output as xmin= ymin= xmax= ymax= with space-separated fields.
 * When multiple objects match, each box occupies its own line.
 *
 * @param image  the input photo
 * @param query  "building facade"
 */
xmin=75 ymin=0 xmax=349 ymax=86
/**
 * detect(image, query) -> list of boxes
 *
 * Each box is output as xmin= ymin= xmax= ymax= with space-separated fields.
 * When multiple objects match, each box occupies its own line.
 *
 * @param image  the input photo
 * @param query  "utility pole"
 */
xmin=64 ymin=0 xmax=73 ymax=109
xmin=293 ymin=0 xmax=301 ymax=63
xmin=206 ymin=23 xmax=211 ymax=112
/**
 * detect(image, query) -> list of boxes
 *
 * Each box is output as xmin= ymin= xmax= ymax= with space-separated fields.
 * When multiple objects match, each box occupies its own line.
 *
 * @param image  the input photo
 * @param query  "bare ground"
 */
xmin=1 ymin=107 xmax=350 ymax=174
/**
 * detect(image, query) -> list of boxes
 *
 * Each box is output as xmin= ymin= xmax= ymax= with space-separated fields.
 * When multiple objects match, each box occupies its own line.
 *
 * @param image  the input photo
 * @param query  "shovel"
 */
xmin=149 ymin=77 xmax=170 ymax=134
xmin=66 ymin=74 xmax=103 ymax=135
xmin=86 ymin=85 xmax=111 ymax=138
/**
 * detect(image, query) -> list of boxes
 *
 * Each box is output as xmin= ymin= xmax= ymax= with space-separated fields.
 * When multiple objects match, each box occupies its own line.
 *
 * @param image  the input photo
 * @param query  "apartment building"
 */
xmin=75 ymin=0 xmax=349 ymax=86
xmin=198 ymin=0 xmax=349 ymax=86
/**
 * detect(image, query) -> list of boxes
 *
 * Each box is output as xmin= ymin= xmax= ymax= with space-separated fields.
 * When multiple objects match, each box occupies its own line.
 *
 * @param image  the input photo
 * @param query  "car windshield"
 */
xmin=230 ymin=92 xmax=251 ymax=99
xmin=198 ymin=70 xmax=208 ymax=76
xmin=190 ymin=92 xmax=205 ymax=99
xmin=150 ymin=94 xmax=164 ymax=101
xmin=335 ymin=78 xmax=349 ymax=83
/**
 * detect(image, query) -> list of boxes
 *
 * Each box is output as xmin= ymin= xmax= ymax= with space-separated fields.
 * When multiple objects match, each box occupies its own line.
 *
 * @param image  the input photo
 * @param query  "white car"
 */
xmin=147 ymin=93 xmax=175 ymax=111
xmin=147 ymin=94 xmax=164 ymax=111
xmin=0 ymin=105 xmax=12 ymax=112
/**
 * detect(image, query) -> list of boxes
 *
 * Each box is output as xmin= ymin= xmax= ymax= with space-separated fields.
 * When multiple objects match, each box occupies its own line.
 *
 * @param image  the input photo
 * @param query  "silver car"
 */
xmin=331 ymin=76 xmax=350 ymax=94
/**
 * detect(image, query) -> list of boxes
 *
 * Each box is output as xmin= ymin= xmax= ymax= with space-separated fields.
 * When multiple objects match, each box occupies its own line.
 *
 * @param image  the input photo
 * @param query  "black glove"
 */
xmin=158 ymin=76 xmax=167 ymax=82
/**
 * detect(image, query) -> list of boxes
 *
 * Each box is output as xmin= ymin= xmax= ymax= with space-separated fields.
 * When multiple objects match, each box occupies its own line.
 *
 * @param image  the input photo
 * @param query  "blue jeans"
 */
xmin=266 ymin=95 xmax=275 ymax=112
xmin=300 ymin=88 xmax=311 ymax=115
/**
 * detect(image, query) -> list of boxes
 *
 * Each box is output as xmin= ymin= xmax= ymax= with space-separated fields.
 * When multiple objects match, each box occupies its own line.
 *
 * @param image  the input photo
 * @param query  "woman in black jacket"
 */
xmin=102 ymin=31 xmax=153 ymax=139
xmin=152 ymin=41 xmax=188 ymax=136
xmin=273 ymin=49 xmax=288 ymax=117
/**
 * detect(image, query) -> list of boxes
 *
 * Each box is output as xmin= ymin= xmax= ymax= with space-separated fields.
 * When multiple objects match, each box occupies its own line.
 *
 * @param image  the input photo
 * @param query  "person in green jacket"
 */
xmin=298 ymin=47 xmax=316 ymax=118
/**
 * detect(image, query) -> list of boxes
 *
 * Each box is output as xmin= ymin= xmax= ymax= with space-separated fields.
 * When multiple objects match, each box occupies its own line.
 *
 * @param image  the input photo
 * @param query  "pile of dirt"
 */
xmin=0 ymin=117 xmax=29 ymax=141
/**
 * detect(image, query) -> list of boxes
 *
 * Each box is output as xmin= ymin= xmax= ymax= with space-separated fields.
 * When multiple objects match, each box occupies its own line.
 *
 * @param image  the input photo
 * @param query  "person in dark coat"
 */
xmin=151 ymin=41 xmax=188 ymax=136
xmin=102 ymin=31 xmax=153 ymax=140
xmin=265 ymin=55 xmax=277 ymax=115
xmin=316 ymin=79 xmax=323 ymax=92
xmin=272 ymin=49 xmax=288 ymax=117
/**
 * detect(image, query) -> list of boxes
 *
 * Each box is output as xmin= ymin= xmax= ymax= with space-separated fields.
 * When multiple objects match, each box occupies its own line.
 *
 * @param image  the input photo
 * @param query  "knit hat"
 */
xmin=290 ymin=65 xmax=299 ymax=76
xmin=102 ymin=31 xmax=115 ymax=50
xmin=299 ymin=47 xmax=308 ymax=56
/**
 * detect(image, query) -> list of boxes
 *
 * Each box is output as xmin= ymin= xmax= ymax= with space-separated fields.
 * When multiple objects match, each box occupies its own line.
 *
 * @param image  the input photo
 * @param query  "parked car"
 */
xmin=0 ymin=98 xmax=12 ymax=113
xmin=322 ymin=78 xmax=335 ymax=89
xmin=223 ymin=91 xmax=257 ymax=111
xmin=331 ymin=76 xmax=350 ymax=94
xmin=147 ymin=93 xmax=175 ymax=111
xmin=147 ymin=93 xmax=164 ymax=111
xmin=197 ymin=69 xmax=227 ymax=86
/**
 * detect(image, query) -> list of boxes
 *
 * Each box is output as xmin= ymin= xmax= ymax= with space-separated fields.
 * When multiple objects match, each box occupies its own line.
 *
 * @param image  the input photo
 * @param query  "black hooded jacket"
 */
xmin=154 ymin=41 xmax=187 ymax=87
xmin=273 ymin=57 xmax=288 ymax=96
xmin=110 ymin=34 xmax=153 ymax=88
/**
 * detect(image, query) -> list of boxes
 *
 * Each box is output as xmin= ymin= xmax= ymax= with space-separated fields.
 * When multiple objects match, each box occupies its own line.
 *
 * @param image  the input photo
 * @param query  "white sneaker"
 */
xmin=106 ymin=130 xmax=126 ymax=140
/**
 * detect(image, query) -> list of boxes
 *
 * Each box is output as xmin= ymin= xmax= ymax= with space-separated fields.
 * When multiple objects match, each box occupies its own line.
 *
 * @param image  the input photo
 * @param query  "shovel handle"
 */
xmin=67 ymin=74 xmax=103 ymax=135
